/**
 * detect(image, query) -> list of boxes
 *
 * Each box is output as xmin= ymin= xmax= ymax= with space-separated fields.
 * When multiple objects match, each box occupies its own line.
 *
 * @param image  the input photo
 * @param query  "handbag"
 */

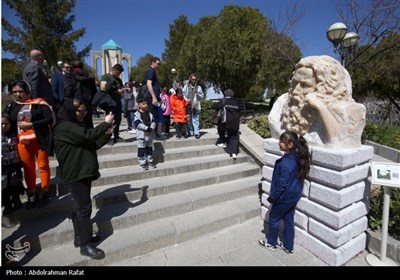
xmin=212 ymin=99 xmax=226 ymax=125
xmin=192 ymin=95 xmax=199 ymax=110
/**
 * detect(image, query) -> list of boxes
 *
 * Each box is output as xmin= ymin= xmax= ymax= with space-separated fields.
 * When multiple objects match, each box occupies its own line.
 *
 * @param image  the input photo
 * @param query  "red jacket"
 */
xmin=171 ymin=94 xmax=188 ymax=123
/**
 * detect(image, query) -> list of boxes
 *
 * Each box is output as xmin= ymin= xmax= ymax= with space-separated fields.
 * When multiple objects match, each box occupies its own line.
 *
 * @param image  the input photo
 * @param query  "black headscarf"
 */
xmin=56 ymin=98 xmax=78 ymax=124
xmin=224 ymin=89 xmax=235 ymax=98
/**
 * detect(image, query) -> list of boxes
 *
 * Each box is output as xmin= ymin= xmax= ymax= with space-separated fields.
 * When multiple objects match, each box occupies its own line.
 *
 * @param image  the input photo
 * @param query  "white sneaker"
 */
xmin=217 ymin=143 xmax=227 ymax=148
xmin=232 ymin=154 xmax=237 ymax=159
xmin=128 ymin=129 xmax=136 ymax=134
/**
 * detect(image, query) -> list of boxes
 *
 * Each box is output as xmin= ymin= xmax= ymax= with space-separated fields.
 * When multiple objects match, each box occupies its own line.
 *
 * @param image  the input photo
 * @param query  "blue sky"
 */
xmin=2 ymin=0 xmax=345 ymax=86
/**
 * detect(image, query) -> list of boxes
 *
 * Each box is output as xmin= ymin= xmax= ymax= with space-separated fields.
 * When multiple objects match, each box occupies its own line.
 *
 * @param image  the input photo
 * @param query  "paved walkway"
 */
xmin=111 ymin=124 xmax=372 ymax=266
xmin=111 ymin=217 xmax=369 ymax=266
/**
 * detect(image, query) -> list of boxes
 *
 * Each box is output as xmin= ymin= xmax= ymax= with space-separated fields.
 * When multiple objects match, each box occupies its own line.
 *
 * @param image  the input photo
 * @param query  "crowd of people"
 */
xmin=2 ymin=49 xmax=311 ymax=260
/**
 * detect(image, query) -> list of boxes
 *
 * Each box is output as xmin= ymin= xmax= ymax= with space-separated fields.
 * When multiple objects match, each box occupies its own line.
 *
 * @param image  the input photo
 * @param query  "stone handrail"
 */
xmin=365 ymin=141 xmax=400 ymax=163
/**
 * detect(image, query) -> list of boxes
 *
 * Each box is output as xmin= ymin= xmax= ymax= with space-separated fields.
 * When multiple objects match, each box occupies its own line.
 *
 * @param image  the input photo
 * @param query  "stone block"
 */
xmin=309 ymin=216 xmax=367 ymax=248
xmin=260 ymin=205 xmax=270 ymax=221
xmin=309 ymin=181 xmax=370 ymax=210
xmin=309 ymin=163 xmax=370 ymax=189
xmin=262 ymin=165 xmax=273 ymax=181
xmin=303 ymin=180 xmax=311 ymax=197
xmin=296 ymin=227 xmax=366 ymax=266
xmin=261 ymin=180 xmax=271 ymax=194
xmin=294 ymin=210 xmax=308 ymax=230
xmin=261 ymin=179 xmax=309 ymax=198
xmin=261 ymin=193 xmax=269 ymax=207
xmin=311 ymin=145 xmax=374 ymax=171
xmin=263 ymin=152 xmax=281 ymax=168
xmin=263 ymin=138 xmax=282 ymax=155
xmin=297 ymin=198 xmax=368 ymax=230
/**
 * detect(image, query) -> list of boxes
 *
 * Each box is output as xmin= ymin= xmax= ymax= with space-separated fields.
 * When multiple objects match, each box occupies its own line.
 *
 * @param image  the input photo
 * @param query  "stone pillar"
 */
xmin=260 ymin=138 xmax=374 ymax=266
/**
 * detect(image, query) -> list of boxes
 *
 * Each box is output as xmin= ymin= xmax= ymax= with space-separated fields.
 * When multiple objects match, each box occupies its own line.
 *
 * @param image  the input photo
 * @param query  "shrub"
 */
xmin=200 ymin=99 xmax=216 ymax=129
xmin=368 ymin=186 xmax=400 ymax=240
xmin=362 ymin=123 xmax=400 ymax=149
xmin=247 ymin=115 xmax=271 ymax=139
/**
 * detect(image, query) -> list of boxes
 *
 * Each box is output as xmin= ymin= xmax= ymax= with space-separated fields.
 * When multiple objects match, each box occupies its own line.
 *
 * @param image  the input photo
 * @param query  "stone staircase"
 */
xmin=2 ymin=121 xmax=262 ymax=266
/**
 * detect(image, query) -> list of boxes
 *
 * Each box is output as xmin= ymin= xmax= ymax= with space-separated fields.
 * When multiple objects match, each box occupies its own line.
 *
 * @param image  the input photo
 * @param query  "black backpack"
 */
xmin=75 ymin=77 xmax=97 ymax=102
xmin=65 ymin=72 xmax=97 ymax=103
xmin=136 ymin=84 xmax=148 ymax=100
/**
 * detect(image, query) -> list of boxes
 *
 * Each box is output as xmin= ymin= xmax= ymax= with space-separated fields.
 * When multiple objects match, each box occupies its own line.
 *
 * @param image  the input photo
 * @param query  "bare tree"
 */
xmin=336 ymin=0 xmax=400 ymax=113
xmin=336 ymin=0 xmax=400 ymax=68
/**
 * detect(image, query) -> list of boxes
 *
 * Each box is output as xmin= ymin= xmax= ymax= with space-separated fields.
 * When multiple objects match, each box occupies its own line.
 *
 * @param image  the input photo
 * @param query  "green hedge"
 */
xmin=200 ymin=100 xmax=216 ymax=129
xmin=369 ymin=187 xmax=400 ymax=240
xmin=247 ymin=115 xmax=271 ymax=139
xmin=362 ymin=123 xmax=400 ymax=150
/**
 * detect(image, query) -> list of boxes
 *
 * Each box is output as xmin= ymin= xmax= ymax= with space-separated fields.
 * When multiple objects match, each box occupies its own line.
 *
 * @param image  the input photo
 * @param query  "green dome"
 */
xmin=101 ymin=39 xmax=122 ymax=51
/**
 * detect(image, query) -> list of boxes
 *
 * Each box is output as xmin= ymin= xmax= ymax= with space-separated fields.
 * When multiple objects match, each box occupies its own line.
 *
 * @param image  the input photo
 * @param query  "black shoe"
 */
xmin=3 ymin=205 xmax=13 ymax=215
xmin=74 ymin=235 xmax=102 ymax=248
xmin=36 ymin=191 xmax=49 ymax=208
xmin=80 ymin=244 xmax=105 ymax=259
xmin=12 ymin=198 xmax=23 ymax=210
xmin=2 ymin=215 xmax=18 ymax=228
xmin=195 ymin=134 xmax=200 ymax=139
xmin=25 ymin=193 xmax=37 ymax=209
xmin=114 ymin=137 xmax=124 ymax=143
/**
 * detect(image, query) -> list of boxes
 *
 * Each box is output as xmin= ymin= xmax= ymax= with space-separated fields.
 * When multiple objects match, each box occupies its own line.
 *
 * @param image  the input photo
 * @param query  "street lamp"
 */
xmin=327 ymin=22 xmax=359 ymax=67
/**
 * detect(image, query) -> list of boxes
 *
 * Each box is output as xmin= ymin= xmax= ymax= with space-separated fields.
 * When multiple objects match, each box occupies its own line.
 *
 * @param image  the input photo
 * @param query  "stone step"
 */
xmin=39 ymin=143 xmax=231 ymax=176
xmin=4 ymin=124 xmax=262 ymax=266
xmin=3 ymin=176 xmax=260 ymax=255
xmin=36 ymin=127 xmax=222 ymax=177
xmin=93 ymin=153 xmax=251 ymax=187
xmin=15 ymin=163 xmax=260 ymax=222
xmin=19 ymin=194 xmax=260 ymax=266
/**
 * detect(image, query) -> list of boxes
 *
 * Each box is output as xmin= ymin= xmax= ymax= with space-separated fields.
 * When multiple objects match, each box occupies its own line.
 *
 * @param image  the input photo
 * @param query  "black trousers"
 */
xmin=175 ymin=122 xmax=187 ymax=138
xmin=84 ymin=102 xmax=94 ymax=129
xmin=69 ymin=179 xmax=92 ymax=247
xmin=163 ymin=115 xmax=171 ymax=134
xmin=146 ymin=97 xmax=158 ymax=122
xmin=106 ymin=102 xmax=122 ymax=139
xmin=217 ymin=126 xmax=239 ymax=155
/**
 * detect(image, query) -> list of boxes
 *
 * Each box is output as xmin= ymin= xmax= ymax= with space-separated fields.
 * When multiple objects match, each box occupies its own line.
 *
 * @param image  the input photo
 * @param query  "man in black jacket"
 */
xmin=64 ymin=60 xmax=97 ymax=128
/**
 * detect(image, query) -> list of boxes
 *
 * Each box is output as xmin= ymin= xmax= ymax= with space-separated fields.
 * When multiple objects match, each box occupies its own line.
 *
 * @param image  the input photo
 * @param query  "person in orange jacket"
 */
xmin=170 ymin=88 xmax=189 ymax=139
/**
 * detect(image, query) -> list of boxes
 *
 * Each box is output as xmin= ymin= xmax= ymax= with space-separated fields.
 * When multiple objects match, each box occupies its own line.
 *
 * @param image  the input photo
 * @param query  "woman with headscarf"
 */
xmin=214 ymin=89 xmax=240 ymax=159
xmin=3 ymin=80 xmax=55 ymax=209
xmin=54 ymin=99 xmax=114 ymax=260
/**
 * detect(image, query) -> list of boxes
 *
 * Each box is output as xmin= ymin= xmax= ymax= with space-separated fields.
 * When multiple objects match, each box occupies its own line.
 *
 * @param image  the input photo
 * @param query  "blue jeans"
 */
xmin=267 ymin=201 xmax=297 ymax=251
xmin=187 ymin=107 xmax=200 ymax=136
xmin=126 ymin=110 xmax=136 ymax=129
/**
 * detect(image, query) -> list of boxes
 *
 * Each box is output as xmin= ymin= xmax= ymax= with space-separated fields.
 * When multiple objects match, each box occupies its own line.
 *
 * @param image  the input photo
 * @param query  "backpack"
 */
xmin=74 ymin=77 xmax=97 ymax=102
xmin=65 ymin=72 xmax=97 ymax=103
xmin=136 ymin=84 xmax=147 ymax=101
xmin=212 ymin=99 xmax=226 ymax=125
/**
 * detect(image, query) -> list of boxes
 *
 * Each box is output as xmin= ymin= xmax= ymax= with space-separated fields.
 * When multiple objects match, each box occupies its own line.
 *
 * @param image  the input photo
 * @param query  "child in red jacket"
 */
xmin=170 ymin=88 xmax=189 ymax=139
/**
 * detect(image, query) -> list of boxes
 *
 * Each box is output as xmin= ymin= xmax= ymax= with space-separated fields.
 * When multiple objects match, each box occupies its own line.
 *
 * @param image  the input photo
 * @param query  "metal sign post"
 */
xmin=366 ymin=162 xmax=400 ymax=266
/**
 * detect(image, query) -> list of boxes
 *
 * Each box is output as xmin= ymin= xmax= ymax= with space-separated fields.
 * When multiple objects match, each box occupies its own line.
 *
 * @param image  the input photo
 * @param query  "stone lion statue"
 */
xmin=269 ymin=55 xmax=366 ymax=148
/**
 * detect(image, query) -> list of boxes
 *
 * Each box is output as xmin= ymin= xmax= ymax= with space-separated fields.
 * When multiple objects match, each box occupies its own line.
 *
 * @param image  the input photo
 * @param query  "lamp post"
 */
xmin=327 ymin=22 xmax=359 ymax=67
